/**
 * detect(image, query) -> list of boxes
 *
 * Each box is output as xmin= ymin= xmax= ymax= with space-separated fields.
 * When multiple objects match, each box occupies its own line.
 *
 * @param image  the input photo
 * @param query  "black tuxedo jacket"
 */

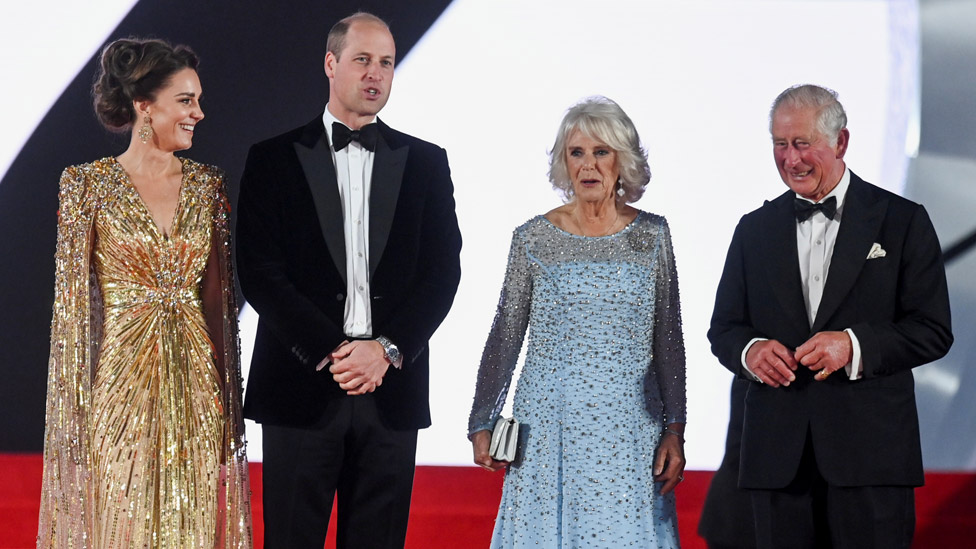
xmin=236 ymin=116 xmax=462 ymax=431
xmin=708 ymin=172 xmax=952 ymax=489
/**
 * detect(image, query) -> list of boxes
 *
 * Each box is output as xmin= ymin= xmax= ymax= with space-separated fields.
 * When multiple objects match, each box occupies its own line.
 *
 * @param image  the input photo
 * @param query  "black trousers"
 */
xmin=752 ymin=430 xmax=915 ymax=549
xmin=699 ymin=379 xmax=757 ymax=549
xmin=261 ymin=393 xmax=419 ymax=549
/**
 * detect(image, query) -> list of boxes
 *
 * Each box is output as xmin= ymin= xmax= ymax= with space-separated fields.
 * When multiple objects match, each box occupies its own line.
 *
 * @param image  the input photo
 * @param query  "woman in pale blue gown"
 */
xmin=469 ymin=96 xmax=687 ymax=548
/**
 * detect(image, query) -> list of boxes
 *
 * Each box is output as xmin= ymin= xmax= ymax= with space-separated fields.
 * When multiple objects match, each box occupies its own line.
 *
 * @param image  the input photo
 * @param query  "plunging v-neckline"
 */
xmin=113 ymin=157 xmax=186 ymax=239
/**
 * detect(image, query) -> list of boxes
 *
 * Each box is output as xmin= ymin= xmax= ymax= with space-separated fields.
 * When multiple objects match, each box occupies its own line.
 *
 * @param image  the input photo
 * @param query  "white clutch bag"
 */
xmin=489 ymin=417 xmax=519 ymax=462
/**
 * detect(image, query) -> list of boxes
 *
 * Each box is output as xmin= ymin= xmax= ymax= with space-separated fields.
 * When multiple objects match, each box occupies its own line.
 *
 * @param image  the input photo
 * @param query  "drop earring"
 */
xmin=616 ymin=178 xmax=625 ymax=197
xmin=138 ymin=114 xmax=153 ymax=144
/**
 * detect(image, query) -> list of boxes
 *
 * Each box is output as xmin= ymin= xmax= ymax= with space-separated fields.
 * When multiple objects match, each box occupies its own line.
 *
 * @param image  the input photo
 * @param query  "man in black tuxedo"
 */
xmin=708 ymin=84 xmax=952 ymax=548
xmin=236 ymin=12 xmax=462 ymax=548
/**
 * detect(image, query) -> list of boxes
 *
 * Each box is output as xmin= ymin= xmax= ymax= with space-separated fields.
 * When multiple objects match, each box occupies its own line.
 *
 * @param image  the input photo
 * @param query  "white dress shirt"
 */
xmin=323 ymin=106 xmax=375 ymax=339
xmin=742 ymin=168 xmax=863 ymax=381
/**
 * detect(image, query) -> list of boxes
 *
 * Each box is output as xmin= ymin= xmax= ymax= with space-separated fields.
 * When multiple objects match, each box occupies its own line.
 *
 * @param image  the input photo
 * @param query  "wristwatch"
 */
xmin=376 ymin=335 xmax=402 ymax=369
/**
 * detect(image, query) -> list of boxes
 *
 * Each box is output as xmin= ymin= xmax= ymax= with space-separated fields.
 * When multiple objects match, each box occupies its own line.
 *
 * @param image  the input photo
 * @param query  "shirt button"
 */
xmin=358 ymin=252 xmax=363 ymax=257
xmin=816 ymin=239 xmax=822 ymax=245
xmin=814 ymin=275 xmax=821 ymax=282
xmin=358 ymin=285 xmax=365 ymax=291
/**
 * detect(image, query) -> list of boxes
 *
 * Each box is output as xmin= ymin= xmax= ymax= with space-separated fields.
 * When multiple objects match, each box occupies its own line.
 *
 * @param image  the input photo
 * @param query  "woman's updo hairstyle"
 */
xmin=92 ymin=37 xmax=199 ymax=132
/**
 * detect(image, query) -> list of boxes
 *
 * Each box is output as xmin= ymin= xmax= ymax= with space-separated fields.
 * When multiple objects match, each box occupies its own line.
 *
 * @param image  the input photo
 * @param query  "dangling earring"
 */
xmin=616 ymin=178 xmax=625 ymax=197
xmin=138 ymin=113 xmax=154 ymax=144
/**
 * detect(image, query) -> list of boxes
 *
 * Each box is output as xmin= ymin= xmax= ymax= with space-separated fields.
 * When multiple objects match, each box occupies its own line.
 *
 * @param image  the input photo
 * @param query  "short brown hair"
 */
xmin=326 ymin=12 xmax=390 ymax=60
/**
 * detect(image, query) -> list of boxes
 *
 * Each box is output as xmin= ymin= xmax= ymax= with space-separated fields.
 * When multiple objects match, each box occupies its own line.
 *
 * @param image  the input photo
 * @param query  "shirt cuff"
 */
xmin=741 ymin=337 xmax=767 ymax=383
xmin=844 ymin=328 xmax=863 ymax=380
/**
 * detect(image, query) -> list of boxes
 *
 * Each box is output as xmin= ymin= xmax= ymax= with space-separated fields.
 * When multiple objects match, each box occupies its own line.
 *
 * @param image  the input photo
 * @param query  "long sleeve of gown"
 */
xmin=652 ymin=219 xmax=686 ymax=424
xmin=38 ymin=166 xmax=98 ymax=547
xmin=468 ymin=228 xmax=533 ymax=436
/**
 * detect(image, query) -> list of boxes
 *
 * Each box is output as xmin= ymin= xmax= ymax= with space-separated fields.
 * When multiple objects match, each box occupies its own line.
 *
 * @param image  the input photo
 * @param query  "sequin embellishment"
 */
xmin=37 ymin=157 xmax=253 ymax=548
xmin=469 ymin=212 xmax=686 ymax=548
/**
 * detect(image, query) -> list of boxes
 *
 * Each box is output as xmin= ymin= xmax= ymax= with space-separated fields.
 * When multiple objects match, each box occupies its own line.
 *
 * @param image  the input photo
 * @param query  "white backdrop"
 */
xmin=378 ymin=0 xmax=917 ymax=468
xmin=2 ymin=0 xmax=918 ymax=469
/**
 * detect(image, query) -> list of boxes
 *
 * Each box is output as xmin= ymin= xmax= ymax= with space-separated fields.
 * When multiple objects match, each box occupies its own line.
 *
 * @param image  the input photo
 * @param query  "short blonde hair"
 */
xmin=548 ymin=96 xmax=651 ymax=203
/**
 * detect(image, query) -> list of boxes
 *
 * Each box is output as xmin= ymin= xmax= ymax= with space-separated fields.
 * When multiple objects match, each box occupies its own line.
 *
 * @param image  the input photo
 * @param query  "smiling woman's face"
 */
xmin=138 ymin=67 xmax=204 ymax=153
xmin=566 ymin=130 xmax=619 ymax=203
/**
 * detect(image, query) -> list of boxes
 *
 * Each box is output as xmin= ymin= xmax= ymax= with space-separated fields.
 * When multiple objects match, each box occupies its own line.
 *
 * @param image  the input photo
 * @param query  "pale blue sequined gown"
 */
xmin=469 ymin=212 xmax=686 ymax=548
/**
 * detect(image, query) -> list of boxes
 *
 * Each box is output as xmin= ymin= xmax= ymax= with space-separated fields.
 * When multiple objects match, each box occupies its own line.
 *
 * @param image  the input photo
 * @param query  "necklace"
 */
xmin=576 ymin=209 xmax=621 ymax=237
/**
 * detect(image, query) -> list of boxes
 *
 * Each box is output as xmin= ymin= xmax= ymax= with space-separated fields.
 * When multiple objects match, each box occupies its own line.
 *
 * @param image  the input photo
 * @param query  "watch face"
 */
xmin=379 ymin=337 xmax=399 ymax=363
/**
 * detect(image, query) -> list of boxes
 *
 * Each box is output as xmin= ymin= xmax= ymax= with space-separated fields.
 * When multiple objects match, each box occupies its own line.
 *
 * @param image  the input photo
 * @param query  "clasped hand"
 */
xmin=746 ymin=331 xmax=852 ymax=387
xmin=328 ymin=340 xmax=390 ymax=395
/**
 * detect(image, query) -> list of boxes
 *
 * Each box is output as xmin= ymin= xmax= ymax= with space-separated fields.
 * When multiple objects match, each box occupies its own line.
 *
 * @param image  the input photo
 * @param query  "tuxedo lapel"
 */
xmin=812 ymin=174 xmax=886 ymax=332
xmin=762 ymin=192 xmax=811 ymax=335
xmin=368 ymin=121 xmax=408 ymax=277
xmin=294 ymin=117 xmax=346 ymax=282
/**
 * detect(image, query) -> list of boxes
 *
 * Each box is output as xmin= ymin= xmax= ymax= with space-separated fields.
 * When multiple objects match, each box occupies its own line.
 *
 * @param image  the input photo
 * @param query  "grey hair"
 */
xmin=769 ymin=84 xmax=847 ymax=145
xmin=326 ymin=12 xmax=390 ymax=60
xmin=548 ymin=96 xmax=651 ymax=203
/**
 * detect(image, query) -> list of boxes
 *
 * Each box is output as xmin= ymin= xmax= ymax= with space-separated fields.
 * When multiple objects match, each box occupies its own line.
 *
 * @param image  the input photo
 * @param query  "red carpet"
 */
xmin=2 ymin=453 xmax=973 ymax=548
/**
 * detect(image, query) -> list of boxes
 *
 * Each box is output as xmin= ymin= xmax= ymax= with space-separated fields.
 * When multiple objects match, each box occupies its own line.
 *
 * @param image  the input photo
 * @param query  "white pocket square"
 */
xmin=867 ymin=243 xmax=886 ymax=259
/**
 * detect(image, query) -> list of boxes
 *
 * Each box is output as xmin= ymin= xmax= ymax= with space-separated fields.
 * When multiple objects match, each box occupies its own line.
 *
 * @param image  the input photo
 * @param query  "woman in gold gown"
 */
xmin=36 ymin=38 xmax=252 ymax=548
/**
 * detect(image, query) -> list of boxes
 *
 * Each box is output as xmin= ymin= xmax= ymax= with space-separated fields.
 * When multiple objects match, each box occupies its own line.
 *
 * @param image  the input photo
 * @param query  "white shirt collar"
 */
xmin=323 ymin=104 xmax=377 ymax=142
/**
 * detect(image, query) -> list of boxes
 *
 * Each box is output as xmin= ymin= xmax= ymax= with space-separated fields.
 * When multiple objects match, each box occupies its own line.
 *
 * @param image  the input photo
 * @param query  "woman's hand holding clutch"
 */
xmin=471 ymin=429 xmax=510 ymax=472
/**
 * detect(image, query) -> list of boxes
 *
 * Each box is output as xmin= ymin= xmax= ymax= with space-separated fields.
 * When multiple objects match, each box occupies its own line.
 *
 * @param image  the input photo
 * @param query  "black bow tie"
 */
xmin=794 ymin=196 xmax=837 ymax=222
xmin=332 ymin=122 xmax=378 ymax=152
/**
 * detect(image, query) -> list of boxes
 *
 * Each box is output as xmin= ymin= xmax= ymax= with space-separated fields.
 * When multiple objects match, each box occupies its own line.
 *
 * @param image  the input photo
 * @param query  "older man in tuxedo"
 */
xmin=236 ymin=12 xmax=461 ymax=548
xmin=708 ymin=84 xmax=952 ymax=548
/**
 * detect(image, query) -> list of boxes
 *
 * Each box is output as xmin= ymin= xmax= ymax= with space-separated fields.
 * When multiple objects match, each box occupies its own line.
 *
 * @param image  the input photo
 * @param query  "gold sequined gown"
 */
xmin=37 ymin=157 xmax=253 ymax=548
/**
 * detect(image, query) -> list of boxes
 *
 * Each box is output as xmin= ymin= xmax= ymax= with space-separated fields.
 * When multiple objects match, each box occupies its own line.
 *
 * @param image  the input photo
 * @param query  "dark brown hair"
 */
xmin=92 ymin=37 xmax=199 ymax=131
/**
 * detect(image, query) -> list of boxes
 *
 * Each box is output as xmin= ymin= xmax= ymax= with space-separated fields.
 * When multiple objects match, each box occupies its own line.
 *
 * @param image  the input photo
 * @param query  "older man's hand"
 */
xmin=796 ymin=331 xmax=852 ymax=381
xmin=745 ymin=339 xmax=798 ymax=387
